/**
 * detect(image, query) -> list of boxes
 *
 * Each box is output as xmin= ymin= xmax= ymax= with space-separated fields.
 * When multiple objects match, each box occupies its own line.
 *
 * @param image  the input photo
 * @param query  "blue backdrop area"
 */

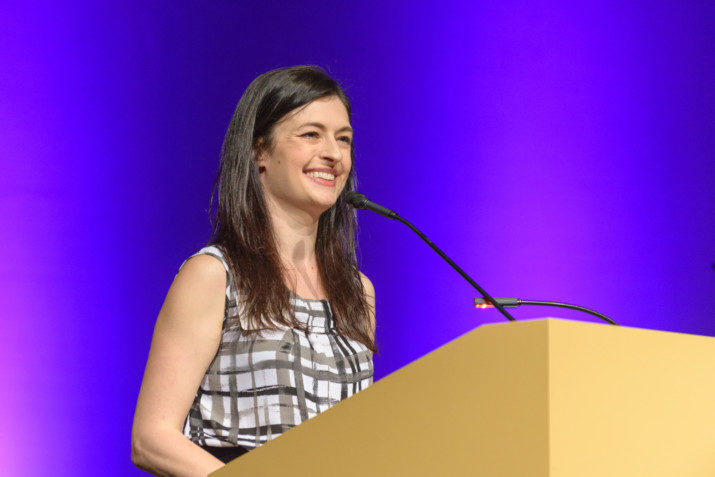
xmin=1 ymin=2 xmax=714 ymax=475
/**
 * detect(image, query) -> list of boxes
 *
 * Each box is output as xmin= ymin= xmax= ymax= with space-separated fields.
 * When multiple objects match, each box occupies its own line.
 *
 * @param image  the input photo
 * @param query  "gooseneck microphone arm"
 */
xmin=394 ymin=215 xmax=517 ymax=322
xmin=346 ymin=191 xmax=517 ymax=323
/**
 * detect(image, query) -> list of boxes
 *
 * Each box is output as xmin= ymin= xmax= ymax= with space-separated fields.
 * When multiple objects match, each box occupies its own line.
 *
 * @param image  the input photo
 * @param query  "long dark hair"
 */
xmin=209 ymin=65 xmax=376 ymax=353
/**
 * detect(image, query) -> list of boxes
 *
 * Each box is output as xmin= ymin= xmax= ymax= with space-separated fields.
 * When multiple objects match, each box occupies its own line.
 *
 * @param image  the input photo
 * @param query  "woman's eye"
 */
xmin=302 ymin=131 xmax=319 ymax=138
xmin=339 ymin=136 xmax=352 ymax=145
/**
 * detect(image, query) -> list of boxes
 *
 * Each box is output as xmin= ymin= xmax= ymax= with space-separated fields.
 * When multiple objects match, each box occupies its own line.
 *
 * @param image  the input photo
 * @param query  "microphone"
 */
xmin=345 ymin=190 xmax=517 ymax=322
xmin=345 ymin=191 xmax=398 ymax=220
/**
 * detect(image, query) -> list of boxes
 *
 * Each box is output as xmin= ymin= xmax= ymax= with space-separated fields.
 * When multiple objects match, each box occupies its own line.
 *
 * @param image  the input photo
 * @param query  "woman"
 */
xmin=131 ymin=65 xmax=377 ymax=476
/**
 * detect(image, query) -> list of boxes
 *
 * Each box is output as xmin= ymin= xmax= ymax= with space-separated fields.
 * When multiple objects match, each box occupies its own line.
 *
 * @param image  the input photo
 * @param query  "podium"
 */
xmin=211 ymin=319 xmax=715 ymax=476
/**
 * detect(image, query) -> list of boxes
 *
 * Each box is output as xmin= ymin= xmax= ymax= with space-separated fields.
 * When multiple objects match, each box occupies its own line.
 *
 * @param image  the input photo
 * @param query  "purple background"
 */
xmin=2 ymin=1 xmax=713 ymax=475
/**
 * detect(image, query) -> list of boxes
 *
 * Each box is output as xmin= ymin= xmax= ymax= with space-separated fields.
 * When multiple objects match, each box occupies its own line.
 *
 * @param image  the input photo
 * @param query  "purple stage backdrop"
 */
xmin=2 ymin=1 xmax=714 ymax=475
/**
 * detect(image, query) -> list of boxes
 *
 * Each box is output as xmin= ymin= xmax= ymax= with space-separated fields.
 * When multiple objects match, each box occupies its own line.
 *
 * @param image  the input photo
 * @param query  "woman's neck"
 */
xmin=265 ymin=198 xmax=328 ymax=300
xmin=265 ymin=197 xmax=320 ymax=268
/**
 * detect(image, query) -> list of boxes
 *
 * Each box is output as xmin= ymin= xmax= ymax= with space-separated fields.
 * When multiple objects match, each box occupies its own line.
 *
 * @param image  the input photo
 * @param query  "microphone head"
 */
xmin=345 ymin=191 xmax=369 ymax=208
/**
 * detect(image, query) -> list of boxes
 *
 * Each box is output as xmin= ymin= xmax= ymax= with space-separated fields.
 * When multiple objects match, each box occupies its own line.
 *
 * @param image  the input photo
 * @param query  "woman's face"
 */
xmin=257 ymin=95 xmax=353 ymax=218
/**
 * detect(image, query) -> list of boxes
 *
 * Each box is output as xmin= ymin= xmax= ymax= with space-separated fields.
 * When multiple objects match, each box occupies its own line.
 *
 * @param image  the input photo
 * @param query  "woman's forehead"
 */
xmin=281 ymin=96 xmax=350 ymax=128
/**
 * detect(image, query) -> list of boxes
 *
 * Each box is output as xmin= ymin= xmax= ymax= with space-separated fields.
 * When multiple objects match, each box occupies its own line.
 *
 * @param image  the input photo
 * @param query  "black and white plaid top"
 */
xmin=180 ymin=246 xmax=374 ymax=450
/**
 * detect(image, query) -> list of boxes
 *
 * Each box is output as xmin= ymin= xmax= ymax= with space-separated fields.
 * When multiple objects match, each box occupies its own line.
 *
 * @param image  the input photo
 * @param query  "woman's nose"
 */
xmin=320 ymin=136 xmax=342 ymax=162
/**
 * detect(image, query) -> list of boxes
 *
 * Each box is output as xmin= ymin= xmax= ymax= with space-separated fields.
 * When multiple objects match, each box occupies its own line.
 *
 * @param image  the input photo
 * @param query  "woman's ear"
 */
xmin=254 ymin=138 xmax=267 ymax=172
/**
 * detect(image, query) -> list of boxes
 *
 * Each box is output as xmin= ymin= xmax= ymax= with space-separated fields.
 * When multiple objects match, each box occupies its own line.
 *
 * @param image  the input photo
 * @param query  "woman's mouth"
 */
xmin=304 ymin=170 xmax=336 ymax=187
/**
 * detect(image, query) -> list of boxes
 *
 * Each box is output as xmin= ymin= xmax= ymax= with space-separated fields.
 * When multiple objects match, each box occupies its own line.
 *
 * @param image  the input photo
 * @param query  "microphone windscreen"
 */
xmin=345 ymin=191 xmax=367 ymax=208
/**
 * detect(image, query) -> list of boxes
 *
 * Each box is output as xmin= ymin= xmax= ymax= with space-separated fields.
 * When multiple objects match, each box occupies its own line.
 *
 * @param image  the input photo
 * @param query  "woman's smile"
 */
xmin=304 ymin=167 xmax=337 ymax=187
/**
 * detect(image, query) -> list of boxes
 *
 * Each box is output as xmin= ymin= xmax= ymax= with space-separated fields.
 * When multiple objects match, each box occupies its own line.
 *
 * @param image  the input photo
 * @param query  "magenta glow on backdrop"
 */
xmin=1 ymin=1 xmax=713 ymax=475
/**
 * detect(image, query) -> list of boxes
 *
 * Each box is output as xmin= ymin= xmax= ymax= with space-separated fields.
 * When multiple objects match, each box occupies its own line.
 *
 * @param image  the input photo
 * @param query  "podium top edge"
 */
xmin=477 ymin=317 xmax=715 ymax=341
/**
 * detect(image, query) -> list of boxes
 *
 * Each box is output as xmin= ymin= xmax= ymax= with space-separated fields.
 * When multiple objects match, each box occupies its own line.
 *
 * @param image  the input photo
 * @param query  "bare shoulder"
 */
xmin=359 ymin=271 xmax=375 ymax=298
xmin=158 ymin=253 xmax=227 ymax=332
xmin=171 ymin=252 xmax=225 ymax=297
xmin=176 ymin=253 xmax=226 ymax=286
xmin=359 ymin=272 xmax=376 ymax=343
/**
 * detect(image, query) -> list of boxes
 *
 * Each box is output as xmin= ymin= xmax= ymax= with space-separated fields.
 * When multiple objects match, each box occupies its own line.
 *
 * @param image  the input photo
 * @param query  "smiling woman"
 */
xmin=256 ymin=96 xmax=353 ymax=220
xmin=131 ymin=66 xmax=376 ymax=476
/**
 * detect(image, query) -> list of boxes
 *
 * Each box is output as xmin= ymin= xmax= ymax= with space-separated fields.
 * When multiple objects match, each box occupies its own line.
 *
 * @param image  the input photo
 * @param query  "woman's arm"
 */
xmin=131 ymin=255 xmax=227 ymax=476
xmin=360 ymin=272 xmax=376 ymax=355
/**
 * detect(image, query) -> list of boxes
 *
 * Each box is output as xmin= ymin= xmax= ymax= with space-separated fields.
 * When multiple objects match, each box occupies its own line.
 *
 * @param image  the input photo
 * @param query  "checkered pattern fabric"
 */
xmin=180 ymin=246 xmax=374 ymax=449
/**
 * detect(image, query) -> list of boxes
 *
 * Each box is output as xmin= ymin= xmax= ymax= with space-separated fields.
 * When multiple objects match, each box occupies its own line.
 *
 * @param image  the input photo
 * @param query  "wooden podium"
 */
xmin=211 ymin=319 xmax=715 ymax=476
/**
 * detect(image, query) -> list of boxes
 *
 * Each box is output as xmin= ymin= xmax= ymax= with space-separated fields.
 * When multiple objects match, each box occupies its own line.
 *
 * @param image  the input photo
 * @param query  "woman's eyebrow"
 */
xmin=297 ymin=122 xmax=353 ymax=133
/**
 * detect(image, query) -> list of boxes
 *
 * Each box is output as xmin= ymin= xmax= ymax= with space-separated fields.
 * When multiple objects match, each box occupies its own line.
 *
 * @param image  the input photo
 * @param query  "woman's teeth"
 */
xmin=305 ymin=171 xmax=335 ymax=180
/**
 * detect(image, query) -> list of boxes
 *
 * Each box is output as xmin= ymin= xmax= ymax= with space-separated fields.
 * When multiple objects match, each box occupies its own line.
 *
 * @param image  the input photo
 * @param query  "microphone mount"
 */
xmin=473 ymin=298 xmax=618 ymax=325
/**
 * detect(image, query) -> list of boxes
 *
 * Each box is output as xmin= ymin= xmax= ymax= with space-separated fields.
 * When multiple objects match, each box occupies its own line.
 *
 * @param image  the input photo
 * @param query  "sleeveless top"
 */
xmin=180 ymin=245 xmax=374 ymax=450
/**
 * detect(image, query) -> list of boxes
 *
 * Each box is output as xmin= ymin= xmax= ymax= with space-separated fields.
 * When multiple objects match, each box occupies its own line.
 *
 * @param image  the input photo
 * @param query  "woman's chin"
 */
xmin=307 ymin=195 xmax=338 ymax=216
